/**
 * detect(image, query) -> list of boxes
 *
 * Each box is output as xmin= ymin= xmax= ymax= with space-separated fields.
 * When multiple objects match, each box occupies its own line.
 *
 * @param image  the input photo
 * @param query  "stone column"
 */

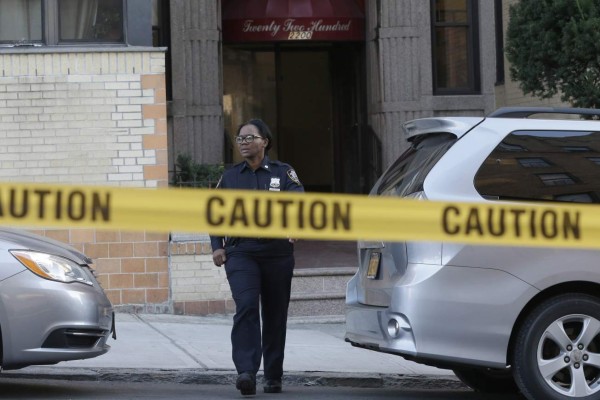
xmin=169 ymin=0 xmax=223 ymax=169
xmin=366 ymin=0 xmax=497 ymax=169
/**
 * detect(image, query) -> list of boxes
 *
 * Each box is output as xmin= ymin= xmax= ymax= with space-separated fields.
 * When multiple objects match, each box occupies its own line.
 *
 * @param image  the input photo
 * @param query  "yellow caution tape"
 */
xmin=1 ymin=182 xmax=599 ymax=249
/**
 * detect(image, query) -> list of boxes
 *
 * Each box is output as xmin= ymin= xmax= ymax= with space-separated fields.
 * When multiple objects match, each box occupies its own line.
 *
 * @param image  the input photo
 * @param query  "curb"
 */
xmin=1 ymin=367 xmax=466 ymax=390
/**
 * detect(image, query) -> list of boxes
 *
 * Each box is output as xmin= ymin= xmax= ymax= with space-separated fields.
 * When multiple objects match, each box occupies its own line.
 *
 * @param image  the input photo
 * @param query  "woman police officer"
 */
xmin=210 ymin=119 xmax=303 ymax=395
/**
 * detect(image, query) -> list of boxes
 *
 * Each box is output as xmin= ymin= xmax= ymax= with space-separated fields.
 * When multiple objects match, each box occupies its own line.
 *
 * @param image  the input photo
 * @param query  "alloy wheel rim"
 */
xmin=537 ymin=314 xmax=600 ymax=397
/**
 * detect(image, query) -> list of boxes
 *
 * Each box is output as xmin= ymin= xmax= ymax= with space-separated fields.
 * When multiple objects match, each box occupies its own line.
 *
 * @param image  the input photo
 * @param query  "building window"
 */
xmin=431 ymin=0 xmax=480 ymax=94
xmin=538 ymin=173 xmax=575 ymax=187
xmin=554 ymin=193 xmax=595 ymax=203
xmin=0 ymin=0 xmax=125 ymax=46
xmin=588 ymin=157 xmax=600 ymax=165
xmin=494 ymin=0 xmax=504 ymax=85
xmin=563 ymin=146 xmax=591 ymax=153
xmin=518 ymin=158 xmax=551 ymax=168
xmin=59 ymin=0 xmax=124 ymax=42
xmin=498 ymin=142 xmax=526 ymax=152
xmin=0 ymin=0 xmax=43 ymax=43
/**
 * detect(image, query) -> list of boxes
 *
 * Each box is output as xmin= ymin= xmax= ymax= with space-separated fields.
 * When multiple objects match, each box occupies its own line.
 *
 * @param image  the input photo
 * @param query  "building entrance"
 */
xmin=278 ymin=49 xmax=332 ymax=192
xmin=223 ymin=42 xmax=368 ymax=193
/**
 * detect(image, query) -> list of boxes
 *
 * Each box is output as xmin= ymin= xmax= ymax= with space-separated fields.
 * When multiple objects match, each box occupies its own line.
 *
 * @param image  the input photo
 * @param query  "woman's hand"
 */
xmin=213 ymin=249 xmax=227 ymax=267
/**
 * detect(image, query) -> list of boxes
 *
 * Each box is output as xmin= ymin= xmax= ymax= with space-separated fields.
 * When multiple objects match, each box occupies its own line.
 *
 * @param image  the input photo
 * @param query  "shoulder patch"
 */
xmin=287 ymin=169 xmax=301 ymax=185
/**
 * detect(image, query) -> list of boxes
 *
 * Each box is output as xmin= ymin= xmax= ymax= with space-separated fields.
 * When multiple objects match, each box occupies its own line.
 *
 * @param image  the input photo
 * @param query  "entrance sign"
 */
xmin=224 ymin=17 xmax=364 ymax=42
xmin=222 ymin=0 xmax=365 ymax=43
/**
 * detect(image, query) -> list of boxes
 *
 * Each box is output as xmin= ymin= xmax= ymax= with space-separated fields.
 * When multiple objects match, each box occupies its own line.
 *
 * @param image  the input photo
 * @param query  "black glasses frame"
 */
xmin=235 ymin=135 xmax=263 ymax=144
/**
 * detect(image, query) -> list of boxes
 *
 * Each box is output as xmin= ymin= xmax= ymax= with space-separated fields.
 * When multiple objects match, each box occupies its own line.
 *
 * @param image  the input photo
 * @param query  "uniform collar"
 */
xmin=241 ymin=155 xmax=272 ymax=172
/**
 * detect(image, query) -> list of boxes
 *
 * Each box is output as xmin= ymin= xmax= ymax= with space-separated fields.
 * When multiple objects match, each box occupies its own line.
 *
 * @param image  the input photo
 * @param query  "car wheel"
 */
xmin=453 ymin=366 xmax=519 ymax=393
xmin=513 ymin=294 xmax=600 ymax=400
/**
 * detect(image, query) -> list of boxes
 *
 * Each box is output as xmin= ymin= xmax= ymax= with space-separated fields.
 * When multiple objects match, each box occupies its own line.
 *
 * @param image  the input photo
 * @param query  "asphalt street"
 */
xmin=0 ymin=378 xmax=522 ymax=400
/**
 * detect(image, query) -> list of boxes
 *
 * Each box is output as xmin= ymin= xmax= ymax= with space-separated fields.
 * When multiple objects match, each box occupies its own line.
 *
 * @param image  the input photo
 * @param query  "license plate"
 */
xmin=367 ymin=251 xmax=381 ymax=279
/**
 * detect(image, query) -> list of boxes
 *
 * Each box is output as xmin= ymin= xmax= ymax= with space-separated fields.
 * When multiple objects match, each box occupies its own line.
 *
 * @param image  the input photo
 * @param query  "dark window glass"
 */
xmin=434 ymin=27 xmax=469 ymax=88
xmin=563 ymin=146 xmax=591 ymax=152
xmin=498 ymin=142 xmax=526 ymax=152
xmin=494 ymin=0 xmax=504 ymax=84
xmin=435 ymin=0 xmax=468 ymax=22
xmin=59 ymin=0 xmax=124 ymax=42
xmin=538 ymin=173 xmax=575 ymax=186
xmin=554 ymin=193 xmax=594 ymax=203
xmin=587 ymin=157 xmax=600 ymax=165
xmin=518 ymin=158 xmax=551 ymax=168
xmin=0 ymin=0 xmax=42 ymax=43
xmin=431 ymin=0 xmax=480 ymax=94
xmin=377 ymin=133 xmax=457 ymax=197
xmin=475 ymin=130 xmax=600 ymax=203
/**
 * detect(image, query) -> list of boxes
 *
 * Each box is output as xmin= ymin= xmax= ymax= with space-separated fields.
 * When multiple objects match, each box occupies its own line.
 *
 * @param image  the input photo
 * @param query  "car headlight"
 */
xmin=9 ymin=250 xmax=93 ymax=286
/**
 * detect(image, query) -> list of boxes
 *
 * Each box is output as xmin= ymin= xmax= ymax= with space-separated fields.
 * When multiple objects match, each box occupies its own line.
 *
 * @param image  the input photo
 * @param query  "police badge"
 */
xmin=269 ymin=177 xmax=281 ymax=191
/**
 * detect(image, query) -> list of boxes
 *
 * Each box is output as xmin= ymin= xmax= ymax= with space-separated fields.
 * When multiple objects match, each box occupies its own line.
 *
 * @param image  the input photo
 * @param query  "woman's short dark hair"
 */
xmin=237 ymin=119 xmax=273 ymax=151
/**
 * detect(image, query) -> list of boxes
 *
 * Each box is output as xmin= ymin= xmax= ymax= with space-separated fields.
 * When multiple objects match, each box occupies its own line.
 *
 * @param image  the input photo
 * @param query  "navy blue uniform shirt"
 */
xmin=209 ymin=156 xmax=304 ymax=251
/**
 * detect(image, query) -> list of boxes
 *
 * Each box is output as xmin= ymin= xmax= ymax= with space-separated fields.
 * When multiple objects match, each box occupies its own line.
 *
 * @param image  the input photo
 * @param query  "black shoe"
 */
xmin=236 ymin=372 xmax=256 ymax=396
xmin=264 ymin=379 xmax=282 ymax=393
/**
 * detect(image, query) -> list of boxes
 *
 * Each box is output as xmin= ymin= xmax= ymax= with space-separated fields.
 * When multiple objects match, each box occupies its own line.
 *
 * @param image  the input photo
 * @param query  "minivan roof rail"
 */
xmin=488 ymin=107 xmax=600 ymax=119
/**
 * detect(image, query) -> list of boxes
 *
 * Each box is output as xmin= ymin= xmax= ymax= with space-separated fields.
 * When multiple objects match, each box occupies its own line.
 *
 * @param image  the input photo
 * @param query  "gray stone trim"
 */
xmin=0 ymin=46 xmax=166 ymax=54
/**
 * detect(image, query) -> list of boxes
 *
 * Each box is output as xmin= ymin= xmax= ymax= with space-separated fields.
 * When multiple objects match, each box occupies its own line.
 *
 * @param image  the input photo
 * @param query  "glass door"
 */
xmin=222 ymin=45 xmax=333 ymax=192
xmin=222 ymin=43 xmax=367 ymax=193
xmin=222 ymin=47 xmax=279 ymax=164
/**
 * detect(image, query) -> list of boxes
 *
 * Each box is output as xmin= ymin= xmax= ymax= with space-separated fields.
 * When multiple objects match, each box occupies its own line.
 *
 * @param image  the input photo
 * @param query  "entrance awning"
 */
xmin=222 ymin=0 xmax=365 ymax=43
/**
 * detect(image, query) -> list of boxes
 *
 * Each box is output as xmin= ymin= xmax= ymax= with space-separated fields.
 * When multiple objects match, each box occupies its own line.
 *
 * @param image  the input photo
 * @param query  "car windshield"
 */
xmin=377 ymin=132 xmax=456 ymax=197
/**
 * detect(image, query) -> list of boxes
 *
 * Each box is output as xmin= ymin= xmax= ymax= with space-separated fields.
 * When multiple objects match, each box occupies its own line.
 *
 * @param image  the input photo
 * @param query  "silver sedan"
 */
xmin=0 ymin=228 xmax=114 ymax=370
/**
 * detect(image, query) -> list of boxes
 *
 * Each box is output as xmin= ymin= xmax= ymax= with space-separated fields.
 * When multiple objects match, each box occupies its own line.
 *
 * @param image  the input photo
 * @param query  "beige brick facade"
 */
xmin=0 ymin=49 xmax=170 ymax=312
xmin=169 ymin=236 xmax=235 ymax=315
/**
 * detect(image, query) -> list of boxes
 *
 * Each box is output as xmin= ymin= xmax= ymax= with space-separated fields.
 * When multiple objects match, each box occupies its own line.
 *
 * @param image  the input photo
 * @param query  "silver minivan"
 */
xmin=345 ymin=108 xmax=600 ymax=400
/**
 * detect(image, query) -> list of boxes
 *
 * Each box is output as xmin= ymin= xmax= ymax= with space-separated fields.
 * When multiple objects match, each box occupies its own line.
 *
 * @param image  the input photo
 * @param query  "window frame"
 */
xmin=517 ymin=157 xmax=551 ymax=168
xmin=0 ymin=0 xmax=45 ymax=45
xmin=430 ymin=0 xmax=481 ymax=95
xmin=56 ymin=0 xmax=125 ymax=44
xmin=0 ymin=0 xmax=127 ymax=46
xmin=537 ymin=173 xmax=577 ymax=187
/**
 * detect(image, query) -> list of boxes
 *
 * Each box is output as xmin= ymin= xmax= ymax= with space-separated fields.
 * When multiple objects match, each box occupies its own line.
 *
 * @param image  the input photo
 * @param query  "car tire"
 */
xmin=512 ymin=294 xmax=600 ymax=400
xmin=452 ymin=366 xmax=519 ymax=393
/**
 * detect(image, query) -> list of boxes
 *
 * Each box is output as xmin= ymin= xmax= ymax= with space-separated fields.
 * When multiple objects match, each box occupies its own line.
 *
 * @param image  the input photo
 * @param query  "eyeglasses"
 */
xmin=235 ymin=135 xmax=263 ymax=144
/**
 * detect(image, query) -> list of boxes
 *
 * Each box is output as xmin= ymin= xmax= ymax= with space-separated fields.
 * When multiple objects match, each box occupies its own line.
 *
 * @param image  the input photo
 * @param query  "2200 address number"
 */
xmin=288 ymin=31 xmax=313 ymax=40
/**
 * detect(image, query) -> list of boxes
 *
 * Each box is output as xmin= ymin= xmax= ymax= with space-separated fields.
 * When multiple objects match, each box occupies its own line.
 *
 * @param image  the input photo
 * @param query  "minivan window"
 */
xmin=378 ymin=133 xmax=457 ymax=197
xmin=475 ymin=130 xmax=600 ymax=203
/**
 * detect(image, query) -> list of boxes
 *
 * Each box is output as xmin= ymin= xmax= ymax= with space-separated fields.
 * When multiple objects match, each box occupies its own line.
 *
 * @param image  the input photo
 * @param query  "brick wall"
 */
xmin=0 ymin=49 xmax=170 ymax=312
xmin=170 ymin=234 xmax=235 ymax=315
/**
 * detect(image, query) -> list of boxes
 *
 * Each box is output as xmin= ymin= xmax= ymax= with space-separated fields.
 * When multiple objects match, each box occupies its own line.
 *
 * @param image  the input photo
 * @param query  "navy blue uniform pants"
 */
xmin=224 ymin=239 xmax=295 ymax=380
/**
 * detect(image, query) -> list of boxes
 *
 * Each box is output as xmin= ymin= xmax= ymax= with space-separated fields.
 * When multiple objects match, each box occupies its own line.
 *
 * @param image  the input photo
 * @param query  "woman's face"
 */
xmin=237 ymin=124 xmax=268 ymax=159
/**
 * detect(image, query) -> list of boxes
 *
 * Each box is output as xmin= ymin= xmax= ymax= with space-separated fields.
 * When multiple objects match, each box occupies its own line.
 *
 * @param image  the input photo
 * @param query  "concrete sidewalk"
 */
xmin=2 ymin=313 xmax=463 ymax=390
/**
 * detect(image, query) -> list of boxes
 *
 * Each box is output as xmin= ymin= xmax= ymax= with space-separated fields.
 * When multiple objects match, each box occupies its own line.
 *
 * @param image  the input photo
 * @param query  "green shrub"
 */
xmin=173 ymin=154 xmax=224 ymax=188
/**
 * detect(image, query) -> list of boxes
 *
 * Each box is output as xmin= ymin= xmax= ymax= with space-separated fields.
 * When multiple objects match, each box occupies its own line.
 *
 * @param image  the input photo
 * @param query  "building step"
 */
xmin=288 ymin=267 xmax=356 ymax=317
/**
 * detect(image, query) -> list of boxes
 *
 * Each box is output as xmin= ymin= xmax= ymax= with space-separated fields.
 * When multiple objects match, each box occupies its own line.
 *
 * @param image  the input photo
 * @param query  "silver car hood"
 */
xmin=0 ymin=228 xmax=92 ymax=265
